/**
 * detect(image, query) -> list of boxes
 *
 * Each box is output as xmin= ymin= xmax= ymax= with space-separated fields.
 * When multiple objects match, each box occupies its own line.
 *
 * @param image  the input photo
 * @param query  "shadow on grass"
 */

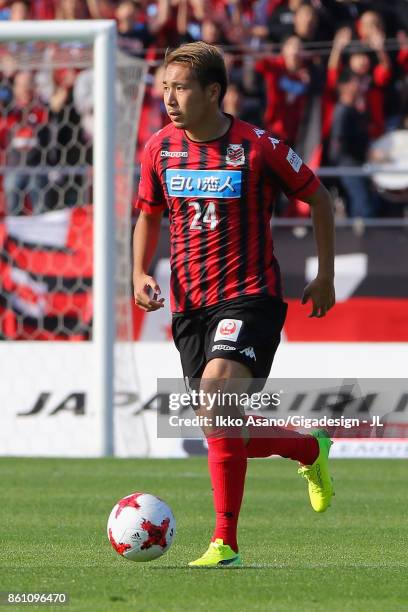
xmin=145 ymin=562 xmax=406 ymax=570
xmin=146 ymin=565 xmax=279 ymax=570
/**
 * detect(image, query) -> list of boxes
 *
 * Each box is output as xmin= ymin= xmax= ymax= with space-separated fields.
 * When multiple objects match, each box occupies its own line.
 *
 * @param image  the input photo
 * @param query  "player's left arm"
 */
xmin=262 ymin=135 xmax=335 ymax=317
xmin=302 ymin=183 xmax=336 ymax=318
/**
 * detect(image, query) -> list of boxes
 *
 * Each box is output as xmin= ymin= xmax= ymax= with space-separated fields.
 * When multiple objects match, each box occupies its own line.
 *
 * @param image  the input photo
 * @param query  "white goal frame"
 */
xmin=0 ymin=21 xmax=117 ymax=455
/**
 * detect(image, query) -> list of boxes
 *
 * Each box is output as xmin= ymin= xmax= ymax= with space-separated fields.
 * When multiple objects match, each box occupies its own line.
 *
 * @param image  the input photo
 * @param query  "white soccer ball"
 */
xmin=107 ymin=492 xmax=176 ymax=562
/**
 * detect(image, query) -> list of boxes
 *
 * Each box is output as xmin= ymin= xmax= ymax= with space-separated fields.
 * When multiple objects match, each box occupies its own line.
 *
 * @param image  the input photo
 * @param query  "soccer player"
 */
xmin=133 ymin=42 xmax=335 ymax=567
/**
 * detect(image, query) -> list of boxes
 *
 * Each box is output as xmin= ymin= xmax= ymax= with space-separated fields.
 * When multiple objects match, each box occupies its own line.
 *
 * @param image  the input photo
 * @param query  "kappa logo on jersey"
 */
xmin=268 ymin=137 xmax=280 ymax=149
xmin=212 ymin=344 xmax=236 ymax=352
xmin=166 ymin=169 xmax=242 ymax=198
xmin=160 ymin=150 xmax=188 ymax=158
xmin=239 ymin=346 xmax=256 ymax=361
xmin=286 ymin=148 xmax=302 ymax=173
xmin=214 ymin=319 xmax=243 ymax=342
xmin=226 ymin=144 xmax=245 ymax=167
xmin=254 ymin=128 xmax=265 ymax=138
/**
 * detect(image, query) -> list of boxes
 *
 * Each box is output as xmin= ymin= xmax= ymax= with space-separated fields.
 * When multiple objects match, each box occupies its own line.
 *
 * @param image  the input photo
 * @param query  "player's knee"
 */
xmin=199 ymin=359 xmax=252 ymax=409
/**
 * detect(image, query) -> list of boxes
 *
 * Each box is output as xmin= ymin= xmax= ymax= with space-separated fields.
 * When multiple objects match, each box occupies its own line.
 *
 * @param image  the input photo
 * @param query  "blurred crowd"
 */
xmin=1 ymin=0 xmax=408 ymax=218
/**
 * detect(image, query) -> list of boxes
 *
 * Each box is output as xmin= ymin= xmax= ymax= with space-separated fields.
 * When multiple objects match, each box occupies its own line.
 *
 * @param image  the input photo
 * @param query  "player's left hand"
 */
xmin=301 ymin=277 xmax=335 ymax=318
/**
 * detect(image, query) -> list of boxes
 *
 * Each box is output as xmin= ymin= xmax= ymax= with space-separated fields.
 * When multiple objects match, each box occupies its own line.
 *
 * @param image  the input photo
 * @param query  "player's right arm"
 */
xmin=133 ymin=211 xmax=165 ymax=312
xmin=133 ymin=139 xmax=167 ymax=312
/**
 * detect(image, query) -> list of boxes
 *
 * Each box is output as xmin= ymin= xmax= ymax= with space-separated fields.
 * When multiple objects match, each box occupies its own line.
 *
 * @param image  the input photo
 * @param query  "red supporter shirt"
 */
xmin=136 ymin=116 xmax=320 ymax=313
xmin=255 ymin=57 xmax=309 ymax=144
xmin=324 ymin=65 xmax=391 ymax=140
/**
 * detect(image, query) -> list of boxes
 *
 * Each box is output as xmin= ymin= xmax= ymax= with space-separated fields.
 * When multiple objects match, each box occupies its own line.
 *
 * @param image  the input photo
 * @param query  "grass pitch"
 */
xmin=1 ymin=458 xmax=407 ymax=612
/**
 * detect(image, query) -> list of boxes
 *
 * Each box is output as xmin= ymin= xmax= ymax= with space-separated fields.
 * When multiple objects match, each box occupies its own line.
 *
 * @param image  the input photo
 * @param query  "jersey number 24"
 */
xmin=189 ymin=202 xmax=219 ymax=231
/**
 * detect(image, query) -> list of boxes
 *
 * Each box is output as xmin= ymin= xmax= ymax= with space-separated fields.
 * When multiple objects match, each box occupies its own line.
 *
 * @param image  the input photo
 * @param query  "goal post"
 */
xmin=0 ymin=21 xmax=146 ymax=456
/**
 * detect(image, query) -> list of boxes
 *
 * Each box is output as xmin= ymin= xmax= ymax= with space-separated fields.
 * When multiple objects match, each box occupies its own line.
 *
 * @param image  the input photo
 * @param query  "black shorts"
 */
xmin=172 ymin=295 xmax=287 ymax=396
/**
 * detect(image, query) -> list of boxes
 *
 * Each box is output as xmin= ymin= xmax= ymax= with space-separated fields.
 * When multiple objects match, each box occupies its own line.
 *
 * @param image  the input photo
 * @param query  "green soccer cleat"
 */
xmin=188 ymin=539 xmax=242 ymax=568
xmin=298 ymin=429 xmax=334 ymax=513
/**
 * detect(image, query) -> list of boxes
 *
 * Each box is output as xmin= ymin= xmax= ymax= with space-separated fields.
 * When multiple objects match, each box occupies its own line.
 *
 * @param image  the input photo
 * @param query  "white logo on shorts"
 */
xmin=212 ymin=344 xmax=236 ymax=352
xmin=214 ymin=319 xmax=243 ymax=342
xmin=239 ymin=346 xmax=256 ymax=361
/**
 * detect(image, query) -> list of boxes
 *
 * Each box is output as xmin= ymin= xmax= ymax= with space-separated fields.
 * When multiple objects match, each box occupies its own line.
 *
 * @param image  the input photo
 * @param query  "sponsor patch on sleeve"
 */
xmin=286 ymin=148 xmax=302 ymax=173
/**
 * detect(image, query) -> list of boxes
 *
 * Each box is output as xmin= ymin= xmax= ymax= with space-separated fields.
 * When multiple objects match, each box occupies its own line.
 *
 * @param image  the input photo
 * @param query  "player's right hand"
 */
xmin=133 ymin=274 xmax=165 ymax=312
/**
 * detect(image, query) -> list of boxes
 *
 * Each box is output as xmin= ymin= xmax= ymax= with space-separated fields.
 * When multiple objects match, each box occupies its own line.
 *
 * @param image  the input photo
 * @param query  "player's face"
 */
xmin=163 ymin=63 xmax=219 ymax=130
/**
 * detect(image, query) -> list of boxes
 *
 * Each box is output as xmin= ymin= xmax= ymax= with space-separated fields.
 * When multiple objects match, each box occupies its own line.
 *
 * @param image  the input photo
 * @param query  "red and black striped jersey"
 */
xmin=135 ymin=115 xmax=320 ymax=313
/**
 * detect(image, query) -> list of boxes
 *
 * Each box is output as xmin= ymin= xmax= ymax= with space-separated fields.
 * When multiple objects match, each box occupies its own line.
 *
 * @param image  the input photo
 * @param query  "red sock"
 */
xmin=245 ymin=415 xmax=319 ymax=465
xmin=207 ymin=435 xmax=247 ymax=553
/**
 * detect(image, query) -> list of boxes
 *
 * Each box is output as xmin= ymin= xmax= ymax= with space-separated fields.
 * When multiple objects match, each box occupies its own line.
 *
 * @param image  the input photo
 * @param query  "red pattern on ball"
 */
xmin=115 ymin=493 xmax=143 ymax=518
xmin=108 ymin=528 xmax=131 ymax=555
xmin=140 ymin=517 xmax=170 ymax=550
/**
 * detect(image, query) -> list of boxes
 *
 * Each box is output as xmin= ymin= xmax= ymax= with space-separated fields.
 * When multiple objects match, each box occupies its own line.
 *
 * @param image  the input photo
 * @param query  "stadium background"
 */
xmin=0 ymin=0 xmax=408 ymax=459
xmin=0 ymin=7 xmax=407 ymax=612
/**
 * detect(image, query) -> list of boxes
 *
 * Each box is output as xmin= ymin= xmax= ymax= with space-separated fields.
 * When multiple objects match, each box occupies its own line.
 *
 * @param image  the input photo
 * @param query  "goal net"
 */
xmin=0 ymin=22 xmax=149 ymax=456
